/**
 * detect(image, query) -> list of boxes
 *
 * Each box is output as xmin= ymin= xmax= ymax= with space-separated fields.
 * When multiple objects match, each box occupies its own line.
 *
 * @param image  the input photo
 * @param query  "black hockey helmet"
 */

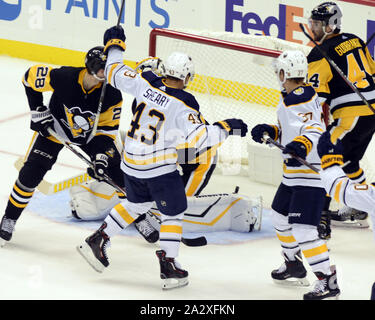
xmin=310 ymin=2 xmax=342 ymax=32
xmin=85 ymin=46 xmax=107 ymax=76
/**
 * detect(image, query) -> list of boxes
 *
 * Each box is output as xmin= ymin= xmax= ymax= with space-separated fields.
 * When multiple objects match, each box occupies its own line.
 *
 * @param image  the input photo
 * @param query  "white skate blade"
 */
xmin=161 ymin=277 xmax=189 ymax=290
xmin=76 ymin=242 xmax=105 ymax=273
xmin=273 ymin=277 xmax=310 ymax=287
xmin=331 ymin=219 xmax=369 ymax=228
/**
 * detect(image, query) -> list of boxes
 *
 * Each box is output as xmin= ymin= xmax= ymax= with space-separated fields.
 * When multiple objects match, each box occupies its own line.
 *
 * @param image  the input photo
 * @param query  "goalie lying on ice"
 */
xmin=69 ymin=179 xmax=262 ymax=233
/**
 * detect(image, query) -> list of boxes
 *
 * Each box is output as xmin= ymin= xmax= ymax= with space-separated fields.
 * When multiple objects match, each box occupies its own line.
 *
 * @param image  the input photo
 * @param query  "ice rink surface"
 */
xmin=0 ymin=56 xmax=374 ymax=304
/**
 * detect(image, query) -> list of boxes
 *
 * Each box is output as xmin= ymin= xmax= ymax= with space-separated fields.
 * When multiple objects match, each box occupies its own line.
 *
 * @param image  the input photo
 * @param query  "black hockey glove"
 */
xmin=317 ymin=131 xmax=344 ymax=170
xmin=251 ymin=124 xmax=278 ymax=144
xmin=30 ymin=105 xmax=54 ymax=137
xmin=214 ymin=118 xmax=248 ymax=137
xmin=87 ymin=153 xmax=109 ymax=181
xmin=283 ymin=136 xmax=312 ymax=167
xmin=103 ymin=26 xmax=126 ymax=54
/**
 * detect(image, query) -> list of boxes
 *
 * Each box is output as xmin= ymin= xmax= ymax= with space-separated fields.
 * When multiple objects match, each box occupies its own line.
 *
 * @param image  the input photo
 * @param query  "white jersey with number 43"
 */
xmin=276 ymin=84 xmax=326 ymax=187
xmin=105 ymin=48 xmax=228 ymax=179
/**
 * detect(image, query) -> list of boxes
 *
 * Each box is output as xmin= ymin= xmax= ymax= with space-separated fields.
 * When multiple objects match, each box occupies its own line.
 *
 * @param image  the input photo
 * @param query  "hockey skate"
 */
xmin=330 ymin=206 xmax=369 ymax=228
xmin=76 ymin=223 xmax=111 ymax=273
xmin=0 ymin=216 xmax=16 ymax=247
xmin=156 ymin=250 xmax=188 ymax=290
xmin=303 ymin=265 xmax=340 ymax=300
xmin=134 ymin=213 xmax=159 ymax=243
xmin=271 ymin=251 xmax=309 ymax=286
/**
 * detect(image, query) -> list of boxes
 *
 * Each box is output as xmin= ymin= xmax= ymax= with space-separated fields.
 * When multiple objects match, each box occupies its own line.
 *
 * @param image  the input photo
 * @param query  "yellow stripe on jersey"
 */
xmin=305 ymin=126 xmax=324 ymax=132
xmin=186 ymin=161 xmax=212 ymax=196
xmin=347 ymin=168 xmax=363 ymax=179
xmin=24 ymin=132 xmax=38 ymax=161
xmin=107 ymin=63 xmax=119 ymax=85
xmin=302 ymin=243 xmax=328 ymax=258
xmin=308 ymin=58 xmax=333 ymax=95
xmin=333 ymin=180 xmax=344 ymax=203
xmin=283 ymin=164 xmax=319 ymax=174
xmin=113 ymin=203 xmax=135 ymax=225
xmin=24 ymin=64 xmax=54 ymax=92
xmin=329 ymin=116 xmax=358 ymax=143
xmin=123 ymin=152 xmax=177 ymax=165
xmin=176 ymin=127 xmax=207 ymax=150
xmin=160 ymin=225 xmax=183 ymax=234
xmin=332 ymin=104 xmax=375 ymax=119
xmin=98 ymin=101 xmax=122 ymax=128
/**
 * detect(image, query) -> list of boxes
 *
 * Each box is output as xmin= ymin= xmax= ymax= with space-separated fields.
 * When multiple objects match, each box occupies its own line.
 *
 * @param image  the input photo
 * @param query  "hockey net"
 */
xmin=148 ymin=28 xmax=375 ymax=184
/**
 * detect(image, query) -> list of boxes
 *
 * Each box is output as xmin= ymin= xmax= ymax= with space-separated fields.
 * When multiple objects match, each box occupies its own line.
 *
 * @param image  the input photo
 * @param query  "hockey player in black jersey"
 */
xmin=307 ymin=2 xmax=375 ymax=238
xmin=0 ymin=46 xmax=124 ymax=246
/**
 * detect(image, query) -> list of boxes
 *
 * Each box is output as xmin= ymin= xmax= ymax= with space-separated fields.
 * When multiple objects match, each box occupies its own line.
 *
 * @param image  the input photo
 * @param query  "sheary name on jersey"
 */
xmin=105 ymin=48 xmax=228 ymax=179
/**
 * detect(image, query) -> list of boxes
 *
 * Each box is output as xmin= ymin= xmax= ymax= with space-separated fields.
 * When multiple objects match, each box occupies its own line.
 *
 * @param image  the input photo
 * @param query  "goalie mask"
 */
xmin=309 ymin=2 xmax=342 ymax=40
xmin=272 ymin=50 xmax=307 ymax=85
xmin=85 ymin=46 xmax=107 ymax=81
xmin=161 ymin=52 xmax=195 ymax=88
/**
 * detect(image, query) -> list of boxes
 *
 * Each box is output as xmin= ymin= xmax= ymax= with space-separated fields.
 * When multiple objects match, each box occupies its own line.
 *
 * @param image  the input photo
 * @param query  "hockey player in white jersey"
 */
xmin=317 ymin=130 xmax=375 ymax=300
xmin=76 ymin=26 xmax=248 ymax=290
xmin=251 ymin=50 xmax=340 ymax=300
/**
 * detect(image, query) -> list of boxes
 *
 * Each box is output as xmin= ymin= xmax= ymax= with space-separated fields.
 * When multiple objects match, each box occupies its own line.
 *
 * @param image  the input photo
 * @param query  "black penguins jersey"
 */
xmin=22 ymin=65 xmax=123 ymax=148
xmin=307 ymin=33 xmax=375 ymax=119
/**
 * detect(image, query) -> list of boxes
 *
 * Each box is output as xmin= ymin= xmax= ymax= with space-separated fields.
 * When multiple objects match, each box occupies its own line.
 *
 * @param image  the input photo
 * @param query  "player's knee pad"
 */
xmin=292 ymin=223 xmax=319 ymax=243
xmin=271 ymin=209 xmax=290 ymax=231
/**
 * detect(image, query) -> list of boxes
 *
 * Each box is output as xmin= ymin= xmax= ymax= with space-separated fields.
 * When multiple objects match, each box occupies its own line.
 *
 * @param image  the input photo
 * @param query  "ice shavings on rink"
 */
xmin=26 ymin=190 xmax=276 ymax=245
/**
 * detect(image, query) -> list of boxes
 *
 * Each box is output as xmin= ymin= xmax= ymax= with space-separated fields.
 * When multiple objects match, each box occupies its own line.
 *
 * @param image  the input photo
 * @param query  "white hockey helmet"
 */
xmin=272 ymin=50 xmax=307 ymax=83
xmin=161 ymin=52 xmax=195 ymax=87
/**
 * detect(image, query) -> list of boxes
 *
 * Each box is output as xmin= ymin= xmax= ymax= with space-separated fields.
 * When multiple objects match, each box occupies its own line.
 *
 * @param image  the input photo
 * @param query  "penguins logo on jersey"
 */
xmin=62 ymin=105 xmax=95 ymax=138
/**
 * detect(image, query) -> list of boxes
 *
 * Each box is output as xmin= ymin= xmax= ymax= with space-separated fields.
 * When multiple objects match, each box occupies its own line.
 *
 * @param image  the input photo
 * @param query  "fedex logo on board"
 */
xmin=225 ymin=0 xmax=310 ymax=46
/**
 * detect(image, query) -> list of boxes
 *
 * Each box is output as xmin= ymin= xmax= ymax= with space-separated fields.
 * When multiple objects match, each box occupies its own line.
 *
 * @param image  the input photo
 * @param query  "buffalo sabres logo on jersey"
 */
xmin=62 ymin=105 xmax=95 ymax=138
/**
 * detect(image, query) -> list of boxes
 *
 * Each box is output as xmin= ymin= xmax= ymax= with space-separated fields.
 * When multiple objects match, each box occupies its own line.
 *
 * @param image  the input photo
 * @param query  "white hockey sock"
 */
xmin=293 ymin=224 xmax=331 ymax=275
xmin=159 ymin=213 xmax=183 ymax=258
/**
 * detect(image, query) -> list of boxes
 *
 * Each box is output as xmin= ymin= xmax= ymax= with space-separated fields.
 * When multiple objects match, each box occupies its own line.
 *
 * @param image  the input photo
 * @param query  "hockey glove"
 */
xmin=283 ymin=136 xmax=312 ymax=167
xmin=87 ymin=153 xmax=109 ymax=181
xmin=214 ymin=118 xmax=248 ymax=137
xmin=30 ymin=106 xmax=54 ymax=137
xmin=317 ymin=131 xmax=344 ymax=170
xmin=251 ymin=124 xmax=278 ymax=144
xmin=103 ymin=26 xmax=126 ymax=54
xmin=135 ymin=57 xmax=162 ymax=73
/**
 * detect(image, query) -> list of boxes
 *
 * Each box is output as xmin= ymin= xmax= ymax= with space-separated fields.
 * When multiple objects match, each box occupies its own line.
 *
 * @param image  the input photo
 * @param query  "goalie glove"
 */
xmin=251 ymin=124 xmax=279 ymax=144
xmin=103 ymin=26 xmax=126 ymax=54
xmin=214 ymin=118 xmax=248 ymax=137
xmin=30 ymin=105 xmax=54 ymax=137
xmin=317 ymin=131 xmax=344 ymax=170
xmin=135 ymin=57 xmax=162 ymax=73
xmin=87 ymin=153 xmax=109 ymax=181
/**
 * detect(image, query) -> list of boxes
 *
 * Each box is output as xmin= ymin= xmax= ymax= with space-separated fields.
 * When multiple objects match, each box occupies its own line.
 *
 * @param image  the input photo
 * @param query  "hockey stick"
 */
xmin=146 ymin=211 xmax=208 ymax=247
xmin=299 ymin=23 xmax=375 ymax=114
xmin=47 ymin=128 xmax=126 ymax=195
xmin=263 ymin=136 xmax=320 ymax=173
xmin=90 ymin=0 xmax=126 ymax=140
xmin=13 ymin=156 xmax=91 ymax=195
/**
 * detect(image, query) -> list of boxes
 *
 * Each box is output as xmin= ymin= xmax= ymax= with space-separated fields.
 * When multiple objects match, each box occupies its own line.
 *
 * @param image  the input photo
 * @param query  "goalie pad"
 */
xmin=148 ymin=193 xmax=262 ymax=233
xmin=69 ymin=180 xmax=120 ymax=221
xmin=69 ymin=180 xmax=262 ymax=232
